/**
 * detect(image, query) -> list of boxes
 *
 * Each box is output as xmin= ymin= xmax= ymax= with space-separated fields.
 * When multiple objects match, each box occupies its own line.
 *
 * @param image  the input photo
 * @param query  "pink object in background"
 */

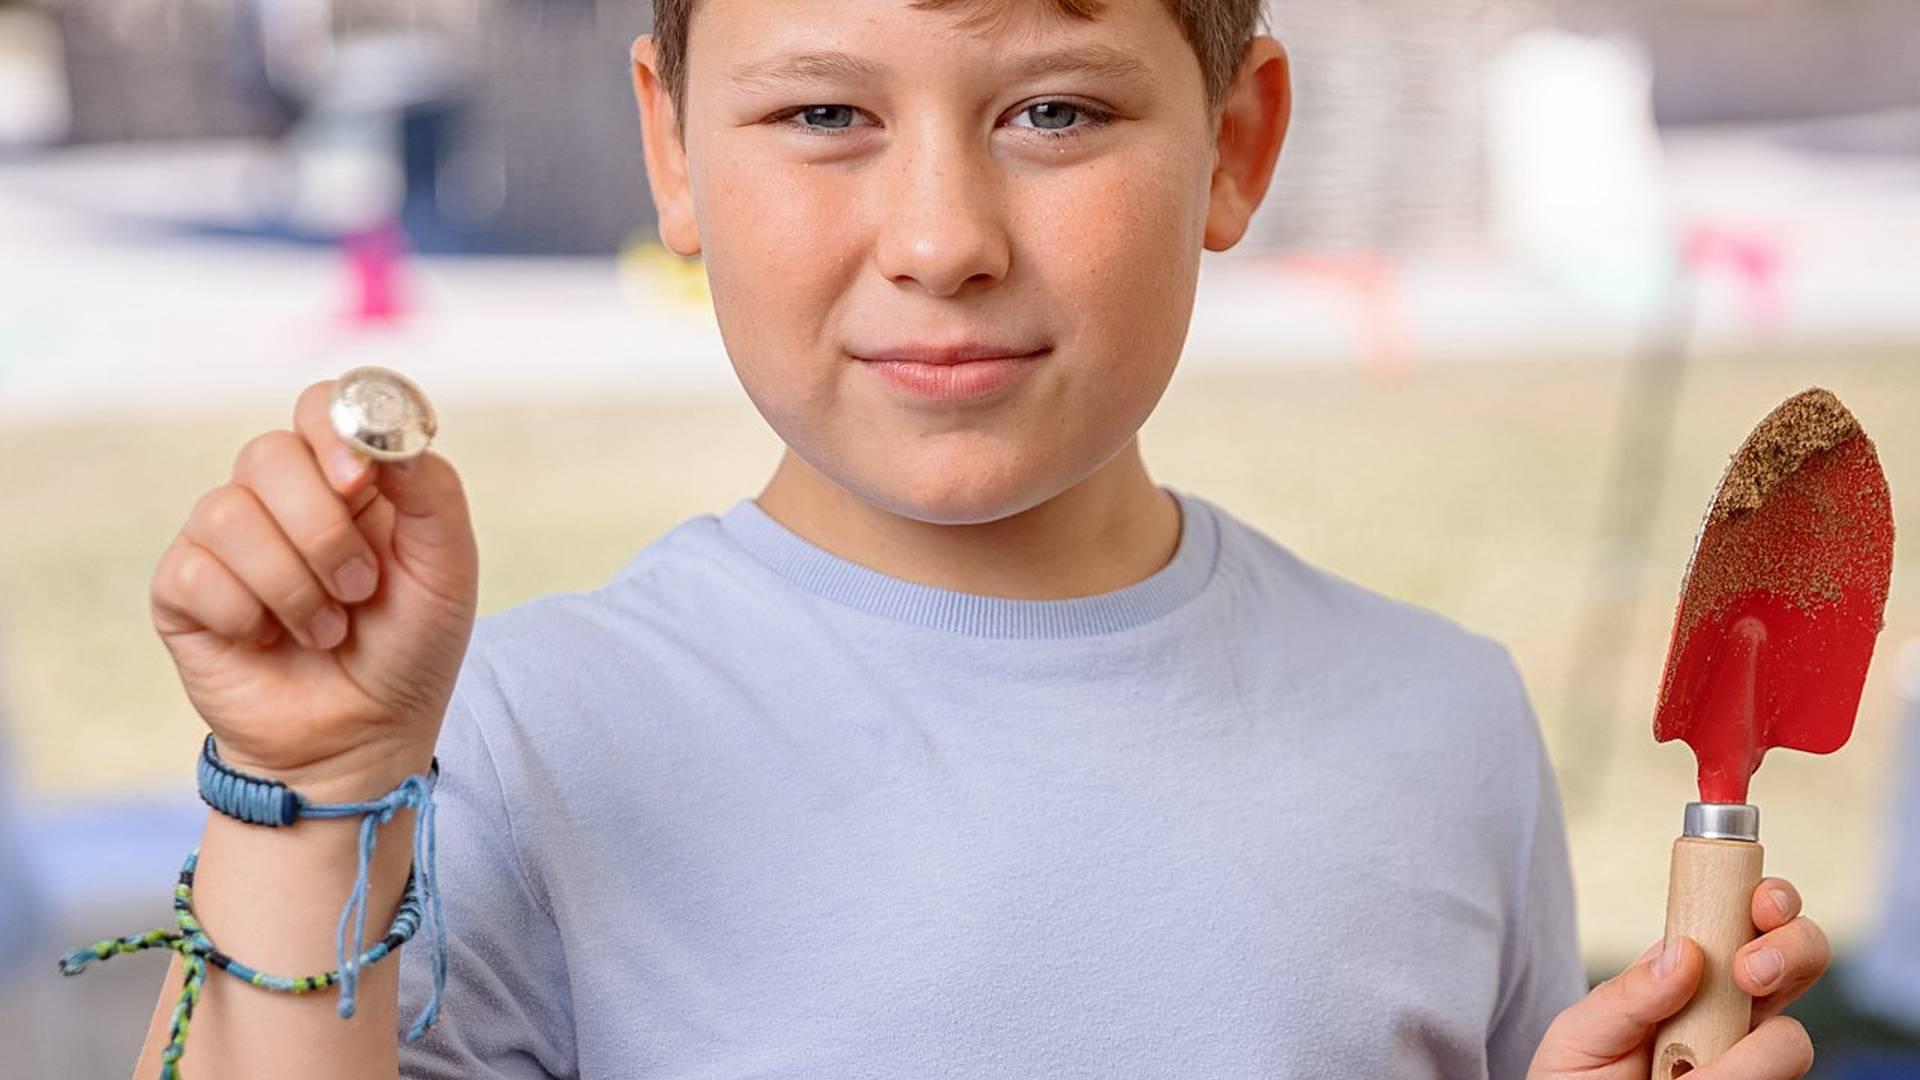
xmin=1269 ymin=250 xmax=1413 ymax=380
xmin=342 ymin=218 xmax=411 ymax=327
xmin=1683 ymin=222 xmax=1787 ymax=333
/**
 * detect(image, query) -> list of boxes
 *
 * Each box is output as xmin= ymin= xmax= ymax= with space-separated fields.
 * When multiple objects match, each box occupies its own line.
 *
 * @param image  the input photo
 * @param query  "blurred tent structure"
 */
xmin=31 ymin=0 xmax=271 ymax=143
xmin=1248 ymin=0 xmax=1919 ymax=257
xmin=429 ymin=0 xmax=657 ymax=253
xmin=28 ymin=0 xmax=658 ymax=252
xmin=1247 ymin=0 xmax=1544 ymax=256
xmin=1553 ymin=0 xmax=1920 ymax=127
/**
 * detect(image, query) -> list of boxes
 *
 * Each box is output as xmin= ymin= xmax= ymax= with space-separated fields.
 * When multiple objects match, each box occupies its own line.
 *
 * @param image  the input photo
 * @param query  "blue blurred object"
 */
xmin=0 ymin=607 xmax=214 ymax=1073
xmin=0 ymin=636 xmax=47 ymax=983
xmin=1840 ymin=639 xmax=1920 ymax=1033
xmin=1788 ymin=638 xmax=1920 ymax=1080
xmin=1823 ymin=1047 xmax=1920 ymax=1080
xmin=16 ymin=795 xmax=210 ymax=918
xmin=0 ymin=787 xmax=208 ymax=1075
xmin=0 ymin=742 xmax=46 ymax=984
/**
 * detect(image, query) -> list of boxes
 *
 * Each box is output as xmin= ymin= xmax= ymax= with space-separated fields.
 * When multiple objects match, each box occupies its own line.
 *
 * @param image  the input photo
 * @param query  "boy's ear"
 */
xmin=630 ymin=35 xmax=702 ymax=257
xmin=1204 ymin=36 xmax=1291 ymax=252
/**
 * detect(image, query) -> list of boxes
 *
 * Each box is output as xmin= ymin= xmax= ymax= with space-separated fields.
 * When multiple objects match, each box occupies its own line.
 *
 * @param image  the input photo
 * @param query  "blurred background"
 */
xmin=2 ymin=0 xmax=1918 ymax=1074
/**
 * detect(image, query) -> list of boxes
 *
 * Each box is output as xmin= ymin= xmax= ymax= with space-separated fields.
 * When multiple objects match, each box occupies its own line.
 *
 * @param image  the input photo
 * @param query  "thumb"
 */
xmin=293 ymin=375 xmax=476 ymax=591
xmin=1540 ymin=937 xmax=1704 ymax=1068
xmin=367 ymin=450 xmax=478 ymax=598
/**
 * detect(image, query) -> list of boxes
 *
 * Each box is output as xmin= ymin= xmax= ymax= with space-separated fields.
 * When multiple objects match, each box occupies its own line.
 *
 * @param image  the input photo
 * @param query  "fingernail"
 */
xmin=308 ymin=607 xmax=347 ymax=650
xmin=1769 ymin=888 xmax=1793 ymax=919
xmin=335 ymin=557 xmax=377 ymax=601
xmin=1654 ymin=937 xmax=1682 ymax=979
xmin=1747 ymin=946 xmax=1784 ymax=988
xmin=329 ymin=445 xmax=370 ymax=488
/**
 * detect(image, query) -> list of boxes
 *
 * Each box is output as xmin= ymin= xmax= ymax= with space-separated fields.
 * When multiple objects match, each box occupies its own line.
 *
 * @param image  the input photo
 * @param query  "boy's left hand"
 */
xmin=1527 ymin=877 xmax=1830 ymax=1079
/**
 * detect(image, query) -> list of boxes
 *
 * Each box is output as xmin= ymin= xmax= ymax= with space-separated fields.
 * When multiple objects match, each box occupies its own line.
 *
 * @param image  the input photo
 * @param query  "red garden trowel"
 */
xmin=1647 ymin=387 xmax=1895 ymax=1077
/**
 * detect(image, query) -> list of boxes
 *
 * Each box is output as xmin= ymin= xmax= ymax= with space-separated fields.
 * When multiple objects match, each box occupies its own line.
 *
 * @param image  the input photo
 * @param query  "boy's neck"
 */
xmin=752 ymin=443 xmax=1182 ymax=601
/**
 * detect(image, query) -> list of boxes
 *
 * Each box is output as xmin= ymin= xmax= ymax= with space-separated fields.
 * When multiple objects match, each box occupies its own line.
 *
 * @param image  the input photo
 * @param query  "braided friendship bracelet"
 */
xmin=59 ymin=847 xmax=429 ymax=1078
xmin=58 ymin=736 xmax=448 ymax=1073
xmin=194 ymin=733 xmax=447 ymax=1036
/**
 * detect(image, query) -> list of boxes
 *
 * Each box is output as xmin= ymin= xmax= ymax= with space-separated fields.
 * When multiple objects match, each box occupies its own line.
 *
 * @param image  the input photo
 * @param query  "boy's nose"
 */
xmin=872 ymin=141 xmax=1011 ymax=298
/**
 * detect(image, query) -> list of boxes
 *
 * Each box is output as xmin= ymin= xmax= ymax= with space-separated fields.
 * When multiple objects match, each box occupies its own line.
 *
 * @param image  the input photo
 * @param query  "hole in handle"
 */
xmin=1659 ymin=1043 xmax=1696 ymax=1078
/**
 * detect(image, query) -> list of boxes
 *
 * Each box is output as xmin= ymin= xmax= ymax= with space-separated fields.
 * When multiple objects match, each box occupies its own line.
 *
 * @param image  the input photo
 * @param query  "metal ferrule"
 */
xmin=1683 ymin=801 xmax=1760 ymax=842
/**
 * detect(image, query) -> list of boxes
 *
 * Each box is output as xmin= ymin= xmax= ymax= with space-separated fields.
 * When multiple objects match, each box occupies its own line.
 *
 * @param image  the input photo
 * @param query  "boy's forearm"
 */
xmin=134 ymin=767 xmax=425 ymax=1080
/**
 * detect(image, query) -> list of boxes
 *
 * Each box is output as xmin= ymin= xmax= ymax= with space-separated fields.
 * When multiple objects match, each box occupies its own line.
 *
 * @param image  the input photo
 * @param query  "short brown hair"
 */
xmin=650 ymin=0 xmax=1267 ymax=139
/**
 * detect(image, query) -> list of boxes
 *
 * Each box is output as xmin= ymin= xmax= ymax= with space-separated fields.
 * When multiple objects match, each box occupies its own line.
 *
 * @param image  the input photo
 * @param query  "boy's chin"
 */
xmin=847 ymin=467 xmax=1072 ymax=528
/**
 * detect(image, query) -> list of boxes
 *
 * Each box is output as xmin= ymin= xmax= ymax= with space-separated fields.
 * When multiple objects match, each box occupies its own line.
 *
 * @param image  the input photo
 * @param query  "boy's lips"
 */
xmin=852 ymin=344 xmax=1050 ymax=402
xmin=851 ymin=343 xmax=1050 ymax=365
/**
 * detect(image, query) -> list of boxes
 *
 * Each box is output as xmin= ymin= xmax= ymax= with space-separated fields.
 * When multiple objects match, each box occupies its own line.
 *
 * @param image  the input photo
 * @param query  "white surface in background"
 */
xmin=1898 ymin=639 xmax=1920 ymax=705
xmin=1484 ymin=29 xmax=1676 ymax=319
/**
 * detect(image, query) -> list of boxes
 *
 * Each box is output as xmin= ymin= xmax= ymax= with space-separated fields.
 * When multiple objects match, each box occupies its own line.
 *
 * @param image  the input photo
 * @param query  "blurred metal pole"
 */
xmin=1555 ymin=259 xmax=1694 ymax=818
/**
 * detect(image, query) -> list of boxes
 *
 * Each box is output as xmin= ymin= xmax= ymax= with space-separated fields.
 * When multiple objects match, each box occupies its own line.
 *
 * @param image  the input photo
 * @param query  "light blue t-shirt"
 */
xmin=397 ymin=487 xmax=1585 ymax=1079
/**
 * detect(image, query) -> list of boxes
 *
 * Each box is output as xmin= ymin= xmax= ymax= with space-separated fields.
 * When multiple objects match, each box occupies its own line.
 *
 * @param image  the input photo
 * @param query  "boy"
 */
xmin=136 ymin=0 xmax=1829 ymax=1075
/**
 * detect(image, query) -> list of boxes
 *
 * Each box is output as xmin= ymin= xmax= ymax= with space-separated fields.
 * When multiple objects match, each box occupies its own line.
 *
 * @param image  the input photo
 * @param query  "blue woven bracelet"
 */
xmin=59 ymin=734 xmax=449 ymax=1072
xmin=197 ymin=732 xmax=439 ymax=828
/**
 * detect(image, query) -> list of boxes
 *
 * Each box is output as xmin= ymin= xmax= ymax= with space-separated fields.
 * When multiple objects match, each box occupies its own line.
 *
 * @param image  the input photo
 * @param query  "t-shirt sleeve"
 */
xmin=396 ymin=657 xmax=577 ymax=1079
xmin=1484 ymin=653 xmax=1588 ymax=1080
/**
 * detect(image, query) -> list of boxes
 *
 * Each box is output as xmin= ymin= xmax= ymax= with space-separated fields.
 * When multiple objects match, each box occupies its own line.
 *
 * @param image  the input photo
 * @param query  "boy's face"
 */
xmin=634 ymin=0 xmax=1287 ymax=525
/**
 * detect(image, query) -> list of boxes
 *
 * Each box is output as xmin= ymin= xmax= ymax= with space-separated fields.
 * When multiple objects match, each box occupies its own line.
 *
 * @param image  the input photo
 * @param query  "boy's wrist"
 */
xmin=207 ymin=736 xmax=438 ymax=809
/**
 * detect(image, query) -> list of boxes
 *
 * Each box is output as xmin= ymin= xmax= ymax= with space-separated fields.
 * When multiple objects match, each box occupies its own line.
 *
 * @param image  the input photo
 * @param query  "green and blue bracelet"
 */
xmin=57 ymin=735 xmax=446 ymax=1078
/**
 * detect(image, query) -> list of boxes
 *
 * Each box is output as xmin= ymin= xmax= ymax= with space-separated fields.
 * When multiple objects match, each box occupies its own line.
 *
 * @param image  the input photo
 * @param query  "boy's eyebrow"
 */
xmin=727 ymin=50 xmax=885 ymax=92
xmin=725 ymin=44 xmax=1154 ymax=93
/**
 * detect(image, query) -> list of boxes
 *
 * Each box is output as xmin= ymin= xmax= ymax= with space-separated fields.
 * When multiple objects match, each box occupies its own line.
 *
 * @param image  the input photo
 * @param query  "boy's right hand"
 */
xmin=1527 ymin=878 xmax=1826 ymax=1080
xmin=149 ymin=378 xmax=480 ymax=799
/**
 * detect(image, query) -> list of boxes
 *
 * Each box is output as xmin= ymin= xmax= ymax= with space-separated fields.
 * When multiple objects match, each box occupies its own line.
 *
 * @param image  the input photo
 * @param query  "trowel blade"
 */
xmin=1652 ymin=388 xmax=1895 ymax=803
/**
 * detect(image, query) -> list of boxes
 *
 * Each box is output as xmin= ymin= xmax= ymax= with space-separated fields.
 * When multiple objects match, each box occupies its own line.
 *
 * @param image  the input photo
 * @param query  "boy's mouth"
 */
xmin=851 ymin=343 xmax=1050 ymax=402
xmin=851 ymin=342 xmax=1051 ymax=365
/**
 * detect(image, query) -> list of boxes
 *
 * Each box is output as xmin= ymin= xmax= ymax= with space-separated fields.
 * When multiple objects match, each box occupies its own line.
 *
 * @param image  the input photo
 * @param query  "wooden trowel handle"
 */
xmin=1650 ymin=835 xmax=1764 ymax=1078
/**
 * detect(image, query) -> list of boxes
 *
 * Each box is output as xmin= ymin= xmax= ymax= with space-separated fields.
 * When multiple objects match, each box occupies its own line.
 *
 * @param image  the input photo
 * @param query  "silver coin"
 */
xmin=329 ymin=366 xmax=437 ymax=462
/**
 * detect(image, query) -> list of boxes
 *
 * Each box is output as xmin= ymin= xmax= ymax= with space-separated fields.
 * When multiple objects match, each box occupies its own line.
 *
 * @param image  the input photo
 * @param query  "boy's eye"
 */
xmin=769 ymin=100 xmax=1114 ymax=140
xmin=1010 ymin=101 xmax=1110 ymax=136
xmin=784 ymin=104 xmax=864 ymax=131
